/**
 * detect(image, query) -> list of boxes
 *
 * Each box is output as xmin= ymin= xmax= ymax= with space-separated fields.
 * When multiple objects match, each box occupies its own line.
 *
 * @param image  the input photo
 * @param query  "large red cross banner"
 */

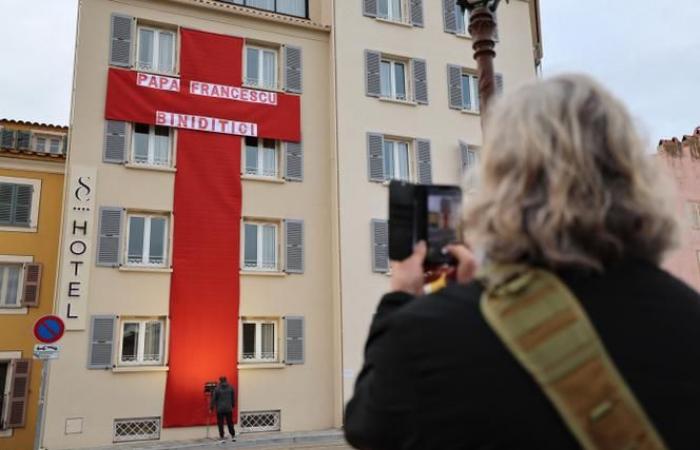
xmin=105 ymin=28 xmax=301 ymax=427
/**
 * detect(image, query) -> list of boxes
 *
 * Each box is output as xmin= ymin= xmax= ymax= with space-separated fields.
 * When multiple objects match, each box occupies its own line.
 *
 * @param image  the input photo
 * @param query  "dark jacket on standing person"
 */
xmin=344 ymin=260 xmax=700 ymax=449
xmin=211 ymin=381 xmax=235 ymax=414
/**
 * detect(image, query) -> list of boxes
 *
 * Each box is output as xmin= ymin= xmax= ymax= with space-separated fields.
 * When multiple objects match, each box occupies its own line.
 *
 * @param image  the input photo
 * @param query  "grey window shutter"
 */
xmin=62 ymin=135 xmax=68 ymax=155
xmin=367 ymin=133 xmax=385 ymax=182
xmin=0 ymin=184 xmax=12 ymax=224
xmin=495 ymin=73 xmax=504 ymax=95
xmin=410 ymin=0 xmax=424 ymax=27
xmin=365 ymin=50 xmax=382 ymax=98
xmin=284 ymin=46 xmax=302 ymax=94
xmin=1 ymin=129 xmax=16 ymax=148
xmin=88 ymin=315 xmax=116 ymax=369
xmin=412 ymin=59 xmax=428 ymax=105
xmin=371 ymin=219 xmax=389 ymax=273
xmin=21 ymin=263 xmax=42 ymax=307
xmin=104 ymin=120 xmax=127 ymax=164
xmin=284 ymin=316 xmax=304 ymax=364
xmin=363 ymin=0 xmax=377 ymax=17
xmin=443 ymin=0 xmax=458 ymax=33
xmin=447 ymin=64 xmax=463 ymax=109
xmin=415 ymin=139 xmax=432 ymax=184
xmin=16 ymin=131 xmax=31 ymax=150
xmin=6 ymin=359 xmax=31 ymax=428
xmin=97 ymin=207 xmax=123 ymax=267
xmin=284 ymin=141 xmax=303 ymax=181
xmin=284 ymin=219 xmax=304 ymax=274
xmin=13 ymin=184 xmax=32 ymax=227
xmin=109 ymin=13 xmax=133 ymax=67
xmin=459 ymin=139 xmax=470 ymax=173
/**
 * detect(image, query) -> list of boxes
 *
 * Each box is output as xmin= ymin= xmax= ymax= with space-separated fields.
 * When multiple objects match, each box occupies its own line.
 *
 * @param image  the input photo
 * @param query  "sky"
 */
xmin=0 ymin=0 xmax=698 ymax=143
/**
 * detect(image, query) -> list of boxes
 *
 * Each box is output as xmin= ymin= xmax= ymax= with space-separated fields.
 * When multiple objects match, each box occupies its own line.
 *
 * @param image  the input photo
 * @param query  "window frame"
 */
xmin=124 ymin=212 xmax=170 ymax=268
xmin=380 ymin=58 xmax=408 ymax=101
xmin=130 ymin=123 xmax=174 ymax=168
xmin=241 ymin=220 xmax=280 ymax=272
xmin=0 ymin=263 xmax=24 ymax=309
xmin=244 ymin=45 xmax=279 ymax=91
xmin=135 ymin=25 xmax=177 ymax=75
xmin=32 ymin=133 xmax=63 ymax=155
xmin=0 ymin=176 xmax=41 ymax=233
xmin=222 ymin=0 xmax=309 ymax=20
xmin=461 ymin=72 xmax=480 ymax=113
xmin=383 ymin=138 xmax=412 ymax=182
xmin=240 ymin=318 xmax=279 ymax=363
xmin=117 ymin=318 xmax=166 ymax=366
xmin=377 ymin=0 xmax=405 ymax=22
xmin=243 ymin=137 xmax=280 ymax=179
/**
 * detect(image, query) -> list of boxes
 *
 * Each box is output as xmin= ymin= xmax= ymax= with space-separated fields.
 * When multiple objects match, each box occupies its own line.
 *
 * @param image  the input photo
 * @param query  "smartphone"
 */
xmin=389 ymin=181 xmax=463 ymax=267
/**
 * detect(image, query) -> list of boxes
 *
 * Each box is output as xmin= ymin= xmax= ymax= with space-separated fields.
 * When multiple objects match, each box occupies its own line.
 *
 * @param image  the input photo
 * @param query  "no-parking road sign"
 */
xmin=34 ymin=315 xmax=65 ymax=344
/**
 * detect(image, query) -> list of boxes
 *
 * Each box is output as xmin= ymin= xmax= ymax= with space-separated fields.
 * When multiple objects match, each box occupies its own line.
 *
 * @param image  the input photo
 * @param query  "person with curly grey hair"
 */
xmin=344 ymin=74 xmax=700 ymax=449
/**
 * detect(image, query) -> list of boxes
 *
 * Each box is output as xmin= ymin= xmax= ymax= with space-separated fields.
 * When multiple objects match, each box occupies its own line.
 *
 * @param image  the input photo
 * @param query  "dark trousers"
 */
xmin=216 ymin=412 xmax=236 ymax=438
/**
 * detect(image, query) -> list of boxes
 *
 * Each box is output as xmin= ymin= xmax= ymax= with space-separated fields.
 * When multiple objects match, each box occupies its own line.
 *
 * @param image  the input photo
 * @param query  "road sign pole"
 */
xmin=33 ymin=359 xmax=49 ymax=450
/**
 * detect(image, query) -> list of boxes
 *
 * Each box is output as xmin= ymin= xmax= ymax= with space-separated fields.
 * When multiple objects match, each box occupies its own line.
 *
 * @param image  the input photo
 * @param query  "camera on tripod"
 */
xmin=204 ymin=381 xmax=217 ymax=394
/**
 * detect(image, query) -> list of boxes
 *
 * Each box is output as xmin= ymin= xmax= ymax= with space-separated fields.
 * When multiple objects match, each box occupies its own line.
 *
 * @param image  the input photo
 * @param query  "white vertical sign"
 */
xmin=57 ymin=165 xmax=97 ymax=330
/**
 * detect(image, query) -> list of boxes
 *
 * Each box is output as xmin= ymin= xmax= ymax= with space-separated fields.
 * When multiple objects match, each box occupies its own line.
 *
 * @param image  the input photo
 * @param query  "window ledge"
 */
xmin=241 ymin=83 xmax=284 ymax=94
xmin=240 ymin=270 xmax=286 ymax=277
xmin=238 ymin=362 xmax=285 ymax=370
xmin=375 ymin=17 xmax=413 ymax=28
xmin=119 ymin=266 xmax=173 ymax=274
xmin=124 ymin=163 xmax=177 ymax=173
xmin=379 ymin=97 xmax=417 ymax=107
xmin=0 ymin=307 xmax=28 ymax=315
xmin=241 ymin=175 xmax=285 ymax=184
xmin=134 ymin=67 xmax=179 ymax=78
xmin=460 ymin=109 xmax=481 ymax=116
xmin=455 ymin=32 xmax=473 ymax=40
xmin=113 ymin=366 xmax=169 ymax=373
xmin=0 ymin=225 xmax=36 ymax=233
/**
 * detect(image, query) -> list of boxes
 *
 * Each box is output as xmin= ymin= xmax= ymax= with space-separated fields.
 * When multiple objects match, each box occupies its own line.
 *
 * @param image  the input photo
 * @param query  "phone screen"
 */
xmin=426 ymin=187 xmax=462 ymax=265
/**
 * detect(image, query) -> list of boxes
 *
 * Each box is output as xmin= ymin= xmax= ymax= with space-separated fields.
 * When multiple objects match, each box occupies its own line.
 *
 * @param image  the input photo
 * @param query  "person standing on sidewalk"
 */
xmin=210 ymin=376 xmax=237 ymax=442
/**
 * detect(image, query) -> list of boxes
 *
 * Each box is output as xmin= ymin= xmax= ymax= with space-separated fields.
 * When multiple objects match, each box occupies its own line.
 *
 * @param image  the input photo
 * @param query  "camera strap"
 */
xmin=478 ymin=265 xmax=667 ymax=450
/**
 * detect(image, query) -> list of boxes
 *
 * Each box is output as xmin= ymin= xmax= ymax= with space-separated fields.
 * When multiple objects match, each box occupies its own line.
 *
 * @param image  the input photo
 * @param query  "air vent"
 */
xmin=240 ymin=410 xmax=281 ymax=433
xmin=113 ymin=417 xmax=160 ymax=442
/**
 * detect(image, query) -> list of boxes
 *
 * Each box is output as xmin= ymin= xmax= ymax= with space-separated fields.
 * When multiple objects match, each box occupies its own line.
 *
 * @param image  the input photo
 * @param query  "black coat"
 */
xmin=211 ymin=382 xmax=235 ymax=414
xmin=344 ymin=260 xmax=700 ymax=449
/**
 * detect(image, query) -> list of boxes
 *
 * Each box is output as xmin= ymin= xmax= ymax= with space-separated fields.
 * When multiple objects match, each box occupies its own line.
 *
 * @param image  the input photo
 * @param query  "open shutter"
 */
xmin=412 ymin=59 xmax=428 ymax=105
xmin=21 ymin=263 xmax=42 ymax=307
xmin=284 ymin=46 xmax=303 ymax=94
xmin=367 ymin=133 xmax=385 ymax=182
xmin=495 ymin=73 xmax=504 ymax=95
xmin=88 ymin=315 xmax=116 ymax=369
xmin=97 ymin=207 xmax=123 ymax=267
xmin=285 ymin=219 xmax=304 ymax=274
xmin=16 ymin=131 xmax=31 ymax=150
xmin=109 ymin=13 xmax=133 ymax=67
xmin=1 ymin=129 xmax=16 ymax=149
xmin=447 ymin=64 xmax=463 ymax=110
xmin=284 ymin=141 xmax=303 ymax=181
xmin=365 ymin=50 xmax=382 ymax=98
xmin=104 ymin=120 xmax=127 ymax=164
xmin=285 ymin=316 xmax=304 ymax=365
xmin=363 ymin=0 xmax=377 ymax=17
xmin=6 ymin=359 xmax=31 ymax=428
xmin=416 ymin=139 xmax=432 ymax=184
xmin=443 ymin=0 xmax=458 ymax=33
xmin=410 ymin=0 xmax=424 ymax=27
xmin=371 ymin=219 xmax=389 ymax=273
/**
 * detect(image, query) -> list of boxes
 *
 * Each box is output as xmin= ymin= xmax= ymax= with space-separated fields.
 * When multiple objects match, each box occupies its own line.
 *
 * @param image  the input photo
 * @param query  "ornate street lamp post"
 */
xmin=457 ymin=0 xmax=506 ymax=121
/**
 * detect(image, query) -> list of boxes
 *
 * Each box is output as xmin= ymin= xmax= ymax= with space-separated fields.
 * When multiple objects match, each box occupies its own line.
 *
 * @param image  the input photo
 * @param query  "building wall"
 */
xmin=333 ymin=0 xmax=539 ymax=400
xmin=43 ymin=0 xmax=335 ymax=448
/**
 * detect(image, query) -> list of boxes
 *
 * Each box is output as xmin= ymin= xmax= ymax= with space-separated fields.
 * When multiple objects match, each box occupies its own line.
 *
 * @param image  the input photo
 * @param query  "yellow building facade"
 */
xmin=0 ymin=119 xmax=66 ymax=450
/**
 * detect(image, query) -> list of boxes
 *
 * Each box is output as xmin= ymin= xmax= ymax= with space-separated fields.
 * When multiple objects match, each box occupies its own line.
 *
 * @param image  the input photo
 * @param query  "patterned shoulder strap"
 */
xmin=479 ymin=265 xmax=667 ymax=450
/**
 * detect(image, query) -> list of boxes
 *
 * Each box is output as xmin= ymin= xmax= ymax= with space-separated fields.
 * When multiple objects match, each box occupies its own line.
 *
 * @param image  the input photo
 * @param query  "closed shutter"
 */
xmin=447 ymin=64 xmax=463 ymax=109
xmin=284 ymin=141 xmax=303 ymax=181
xmin=109 ymin=13 xmax=133 ymax=67
xmin=367 ymin=133 xmax=385 ymax=183
xmin=284 ymin=46 xmax=303 ymax=94
xmin=16 ymin=131 xmax=31 ymax=150
xmin=495 ymin=73 xmax=504 ymax=95
xmin=410 ymin=0 xmax=424 ymax=27
xmin=363 ymin=0 xmax=377 ymax=17
xmin=412 ymin=59 xmax=428 ymax=105
xmin=21 ymin=263 xmax=42 ymax=307
xmin=104 ymin=120 xmax=127 ymax=164
xmin=62 ymin=135 xmax=68 ymax=155
xmin=415 ymin=139 xmax=432 ymax=184
xmin=13 ymin=184 xmax=32 ymax=227
xmin=6 ymin=359 xmax=31 ymax=428
xmin=1 ymin=129 xmax=16 ymax=149
xmin=284 ymin=316 xmax=304 ymax=365
xmin=365 ymin=50 xmax=382 ymax=97
xmin=0 ymin=184 xmax=12 ymax=224
xmin=284 ymin=219 xmax=304 ymax=274
xmin=371 ymin=219 xmax=389 ymax=273
xmin=88 ymin=315 xmax=116 ymax=369
xmin=443 ymin=0 xmax=458 ymax=33
xmin=96 ymin=207 xmax=123 ymax=267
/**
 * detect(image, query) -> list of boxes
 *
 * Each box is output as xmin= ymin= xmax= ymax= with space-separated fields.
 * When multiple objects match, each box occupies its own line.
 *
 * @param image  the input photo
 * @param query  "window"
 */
xmin=0 ymin=361 xmax=8 ymax=428
xmin=223 ymin=0 xmax=307 ymax=19
xmin=687 ymin=201 xmax=700 ymax=229
xmin=243 ymin=221 xmax=278 ymax=271
xmin=378 ymin=0 xmax=403 ymax=21
xmin=0 ymin=264 xmax=22 ymax=308
xmin=136 ymin=26 xmax=175 ymax=74
xmin=244 ymin=137 xmax=278 ymax=178
xmin=455 ymin=4 xmax=468 ymax=34
xmin=118 ymin=319 xmax=165 ymax=365
xmin=241 ymin=320 xmax=277 ymax=362
xmin=245 ymin=46 xmax=278 ymax=90
xmin=126 ymin=214 xmax=169 ymax=267
xmin=132 ymin=124 xmax=172 ymax=167
xmin=461 ymin=73 xmax=479 ymax=112
xmin=383 ymin=139 xmax=411 ymax=181
xmin=0 ymin=182 xmax=34 ymax=228
xmin=380 ymin=59 xmax=407 ymax=101
xmin=33 ymin=135 xmax=63 ymax=155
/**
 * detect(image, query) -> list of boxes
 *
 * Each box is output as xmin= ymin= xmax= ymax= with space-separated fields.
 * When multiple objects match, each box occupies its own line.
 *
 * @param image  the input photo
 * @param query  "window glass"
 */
xmin=380 ymin=61 xmax=392 ymax=97
xmin=245 ymin=137 xmax=259 ymax=175
xmin=121 ymin=323 xmax=139 ymax=362
xmin=133 ymin=123 xmax=150 ymax=163
xmin=377 ymin=0 xmax=389 ymax=18
xmin=262 ymin=50 xmax=277 ymax=89
xmin=394 ymin=62 xmax=406 ymax=99
xmin=276 ymin=0 xmax=306 ymax=17
xmin=149 ymin=217 xmax=166 ymax=265
xmin=247 ymin=0 xmax=274 ymax=10
xmin=397 ymin=142 xmax=410 ymax=180
xmin=455 ymin=4 xmax=467 ymax=34
xmin=143 ymin=321 xmax=162 ymax=362
xmin=262 ymin=139 xmax=277 ymax=177
xmin=158 ymin=31 xmax=174 ymax=73
xmin=383 ymin=141 xmax=395 ymax=179
xmin=262 ymin=225 xmax=276 ymax=269
xmin=0 ymin=264 xmax=21 ymax=306
xmin=138 ymin=29 xmax=155 ymax=70
xmin=244 ymin=224 xmax=258 ymax=268
xmin=261 ymin=323 xmax=275 ymax=359
xmin=128 ymin=216 xmax=145 ymax=264
xmin=390 ymin=0 xmax=402 ymax=20
xmin=246 ymin=48 xmax=259 ymax=85
xmin=473 ymin=76 xmax=480 ymax=111
xmin=50 ymin=138 xmax=61 ymax=154
xmin=35 ymin=137 xmax=46 ymax=152
xmin=153 ymin=126 xmax=170 ymax=166
xmin=242 ymin=323 xmax=256 ymax=359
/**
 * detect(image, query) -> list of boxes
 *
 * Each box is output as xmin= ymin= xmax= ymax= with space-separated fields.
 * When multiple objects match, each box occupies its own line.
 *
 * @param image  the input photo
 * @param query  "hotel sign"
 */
xmin=57 ymin=165 xmax=96 ymax=330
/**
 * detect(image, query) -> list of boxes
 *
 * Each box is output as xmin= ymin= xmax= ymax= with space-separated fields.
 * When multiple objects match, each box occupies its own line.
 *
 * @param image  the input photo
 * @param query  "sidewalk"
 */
xmin=74 ymin=429 xmax=351 ymax=450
